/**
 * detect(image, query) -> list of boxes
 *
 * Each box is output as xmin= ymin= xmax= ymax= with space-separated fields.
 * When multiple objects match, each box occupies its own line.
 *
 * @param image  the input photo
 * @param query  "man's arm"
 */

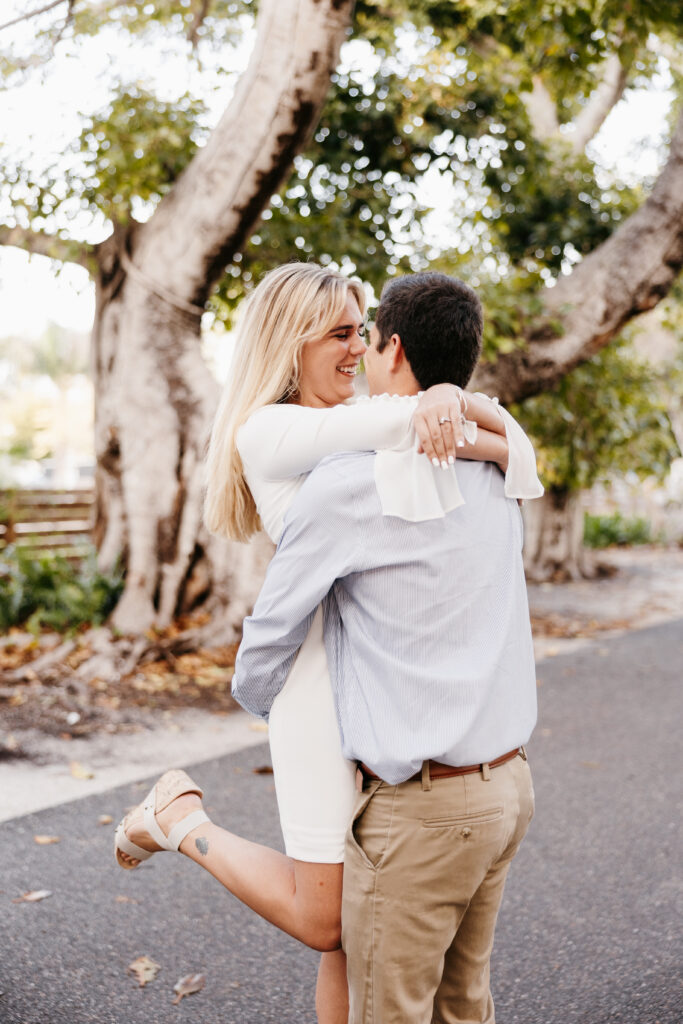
xmin=232 ymin=461 xmax=363 ymax=719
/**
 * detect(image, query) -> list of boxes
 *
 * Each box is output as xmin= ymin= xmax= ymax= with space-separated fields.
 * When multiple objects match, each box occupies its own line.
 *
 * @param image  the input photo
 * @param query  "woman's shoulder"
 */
xmin=237 ymin=404 xmax=294 ymax=452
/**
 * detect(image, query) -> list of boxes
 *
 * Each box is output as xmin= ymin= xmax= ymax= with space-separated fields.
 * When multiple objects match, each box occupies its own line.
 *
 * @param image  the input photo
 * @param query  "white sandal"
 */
xmin=114 ymin=769 xmax=210 ymax=870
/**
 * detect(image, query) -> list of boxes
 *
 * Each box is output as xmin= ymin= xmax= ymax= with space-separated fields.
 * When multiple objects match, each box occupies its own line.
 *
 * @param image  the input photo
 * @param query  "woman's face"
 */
xmin=296 ymin=293 xmax=367 ymax=408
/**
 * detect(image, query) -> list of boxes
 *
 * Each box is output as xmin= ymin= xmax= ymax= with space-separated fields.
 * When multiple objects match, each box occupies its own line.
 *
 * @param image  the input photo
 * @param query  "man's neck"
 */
xmin=370 ymin=372 xmax=421 ymax=398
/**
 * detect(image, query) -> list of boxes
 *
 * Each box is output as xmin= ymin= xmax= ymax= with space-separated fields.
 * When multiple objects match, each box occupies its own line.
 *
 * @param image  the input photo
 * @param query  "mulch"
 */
xmin=0 ymin=619 xmax=240 ymax=751
xmin=0 ymin=608 xmax=637 ymax=755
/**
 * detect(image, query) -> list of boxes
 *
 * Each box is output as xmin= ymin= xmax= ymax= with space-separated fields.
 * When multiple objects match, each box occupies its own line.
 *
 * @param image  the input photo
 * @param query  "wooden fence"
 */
xmin=0 ymin=488 xmax=95 ymax=560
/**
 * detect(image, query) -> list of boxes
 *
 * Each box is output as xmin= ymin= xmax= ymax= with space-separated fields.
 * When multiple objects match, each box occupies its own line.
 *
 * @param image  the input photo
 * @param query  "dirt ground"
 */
xmin=527 ymin=545 xmax=683 ymax=659
xmin=1 ymin=545 xmax=681 ymax=817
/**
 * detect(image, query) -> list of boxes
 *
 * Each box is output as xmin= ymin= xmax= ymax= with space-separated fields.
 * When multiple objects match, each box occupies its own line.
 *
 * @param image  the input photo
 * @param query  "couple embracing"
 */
xmin=114 ymin=264 xmax=541 ymax=1023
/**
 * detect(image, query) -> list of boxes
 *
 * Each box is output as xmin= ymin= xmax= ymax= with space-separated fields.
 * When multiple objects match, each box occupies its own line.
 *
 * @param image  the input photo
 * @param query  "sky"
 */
xmin=0 ymin=8 xmax=676 ymax=340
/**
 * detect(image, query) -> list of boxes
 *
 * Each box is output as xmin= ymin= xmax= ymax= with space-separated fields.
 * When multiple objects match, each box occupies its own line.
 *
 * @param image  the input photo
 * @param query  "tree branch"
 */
xmin=521 ymin=74 xmax=559 ymax=143
xmin=472 ymin=106 xmax=683 ymax=403
xmin=1 ymin=0 xmax=137 ymax=36
xmin=521 ymin=52 xmax=629 ymax=153
xmin=0 ymin=223 xmax=93 ymax=269
xmin=647 ymin=36 xmax=683 ymax=76
xmin=187 ymin=0 xmax=211 ymax=48
xmin=569 ymin=52 xmax=629 ymax=153
xmin=49 ymin=0 xmax=76 ymax=49
xmin=133 ymin=0 xmax=355 ymax=308
xmin=0 ymin=0 xmax=67 ymax=32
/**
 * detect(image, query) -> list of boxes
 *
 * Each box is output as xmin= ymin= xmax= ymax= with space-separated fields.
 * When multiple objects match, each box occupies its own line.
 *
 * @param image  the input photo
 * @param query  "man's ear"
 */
xmin=388 ymin=333 xmax=405 ymax=373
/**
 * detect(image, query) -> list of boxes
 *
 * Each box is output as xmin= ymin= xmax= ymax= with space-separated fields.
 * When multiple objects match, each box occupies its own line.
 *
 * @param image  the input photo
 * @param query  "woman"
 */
xmin=114 ymin=263 xmax=541 ymax=1023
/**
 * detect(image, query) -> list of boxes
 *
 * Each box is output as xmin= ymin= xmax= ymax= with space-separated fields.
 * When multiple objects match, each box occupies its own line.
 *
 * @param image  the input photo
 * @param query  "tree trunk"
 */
xmin=88 ymin=0 xmax=353 ymax=634
xmin=522 ymin=488 xmax=595 ymax=582
xmin=92 ymin=234 xmax=276 ymax=636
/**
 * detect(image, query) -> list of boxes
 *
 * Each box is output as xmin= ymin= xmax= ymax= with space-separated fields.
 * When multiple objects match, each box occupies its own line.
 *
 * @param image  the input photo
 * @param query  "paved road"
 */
xmin=1 ymin=619 xmax=681 ymax=1024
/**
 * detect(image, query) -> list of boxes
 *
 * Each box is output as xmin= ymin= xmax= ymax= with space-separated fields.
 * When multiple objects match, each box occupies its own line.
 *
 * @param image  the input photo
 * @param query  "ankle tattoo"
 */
xmin=195 ymin=836 xmax=209 ymax=856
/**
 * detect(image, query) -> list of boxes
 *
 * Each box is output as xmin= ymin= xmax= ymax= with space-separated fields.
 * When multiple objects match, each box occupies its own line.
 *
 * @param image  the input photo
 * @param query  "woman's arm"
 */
xmin=414 ymin=385 xmax=504 ymax=464
xmin=414 ymin=385 xmax=543 ymax=496
xmin=459 ymin=426 xmax=509 ymax=473
xmin=465 ymin=392 xmax=544 ymax=498
xmin=238 ymin=388 xmax=466 ymax=481
xmin=237 ymin=398 xmax=419 ymax=481
xmin=237 ymin=384 xmax=541 ymax=495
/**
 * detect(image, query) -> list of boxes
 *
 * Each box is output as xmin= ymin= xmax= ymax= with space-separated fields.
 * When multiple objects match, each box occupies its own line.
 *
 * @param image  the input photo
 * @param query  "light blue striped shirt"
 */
xmin=233 ymin=452 xmax=537 ymax=785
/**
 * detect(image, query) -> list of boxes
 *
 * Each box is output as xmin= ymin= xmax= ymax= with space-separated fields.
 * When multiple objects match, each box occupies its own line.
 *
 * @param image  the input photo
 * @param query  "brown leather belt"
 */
xmin=360 ymin=746 xmax=523 ymax=783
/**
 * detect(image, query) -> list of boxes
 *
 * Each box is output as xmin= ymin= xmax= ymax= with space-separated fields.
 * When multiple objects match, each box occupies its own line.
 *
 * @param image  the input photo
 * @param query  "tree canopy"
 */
xmin=2 ymin=0 xmax=681 ymax=341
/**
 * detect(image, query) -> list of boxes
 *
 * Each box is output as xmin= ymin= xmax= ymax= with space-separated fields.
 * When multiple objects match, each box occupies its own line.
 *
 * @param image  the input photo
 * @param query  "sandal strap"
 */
xmin=143 ymin=791 xmax=174 ymax=851
xmin=166 ymin=810 xmax=210 ymax=851
xmin=116 ymin=771 xmax=209 ymax=864
xmin=115 ymin=822 xmax=154 ymax=862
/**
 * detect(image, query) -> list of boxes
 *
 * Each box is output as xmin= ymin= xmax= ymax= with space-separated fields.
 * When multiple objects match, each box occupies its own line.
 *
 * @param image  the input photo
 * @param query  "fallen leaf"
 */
xmin=252 ymin=765 xmax=273 ymax=775
xmin=116 ymin=895 xmax=138 ymax=904
xmin=12 ymin=889 xmax=52 ymax=903
xmin=229 ymin=981 xmax=241 ymax=989
xmin=128 ymin=955 xmax=161 ymax=987
xmin=580 ymin=761 xmax=602 ymax=770
xmin=172 ymin=972 xmax=206 ymax=1005
xmin=33 ymin=835 xmax=60 ymax=845
xmin=70 ymin=760 xmax=94 ymax=780
xmin=98 ymin=814 xmax=113 ymax=826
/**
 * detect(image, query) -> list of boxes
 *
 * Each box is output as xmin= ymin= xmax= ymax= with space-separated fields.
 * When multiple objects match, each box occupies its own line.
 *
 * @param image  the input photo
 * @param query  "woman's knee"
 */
xmin=312 ymin=920 xmax=342 ymax=952
xmin=293 ymin=861 xmax=343 ymax=951
xmin=299 ymin=899 xmax=342 ymax=951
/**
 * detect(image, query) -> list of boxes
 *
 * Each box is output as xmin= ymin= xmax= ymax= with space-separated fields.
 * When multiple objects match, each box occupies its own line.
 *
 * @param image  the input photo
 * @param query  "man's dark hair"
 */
xmin=374 ymin=272 xmax=483 ymax=389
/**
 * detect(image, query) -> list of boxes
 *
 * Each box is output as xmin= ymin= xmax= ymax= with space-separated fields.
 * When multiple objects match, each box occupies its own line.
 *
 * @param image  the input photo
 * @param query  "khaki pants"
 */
xmin=341 ymin=753 xmax=535 ymax=1024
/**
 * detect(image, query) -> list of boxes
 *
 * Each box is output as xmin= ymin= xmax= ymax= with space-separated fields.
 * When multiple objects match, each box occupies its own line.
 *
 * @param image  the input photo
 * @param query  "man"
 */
xmin=235 ymin=272 xmax=538 ymax=1023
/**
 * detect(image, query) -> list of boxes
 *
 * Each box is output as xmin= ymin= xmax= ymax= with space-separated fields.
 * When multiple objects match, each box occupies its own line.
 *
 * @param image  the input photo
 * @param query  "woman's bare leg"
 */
xmin=317 ymin=950 xmax=349 ymax=1024
xmin=121 ymin=792 xmax=343 ymax=953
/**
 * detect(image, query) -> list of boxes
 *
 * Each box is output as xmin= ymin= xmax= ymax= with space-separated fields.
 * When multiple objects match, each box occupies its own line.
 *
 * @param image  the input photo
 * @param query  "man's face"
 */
xmin=364 ymin=324 xmax=394 ymax=396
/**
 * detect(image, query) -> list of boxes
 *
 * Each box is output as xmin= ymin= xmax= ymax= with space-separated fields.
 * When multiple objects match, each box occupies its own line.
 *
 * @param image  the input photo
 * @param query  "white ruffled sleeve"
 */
xmin=474 ymin=395 xmax=544 ymax=500
xmin=374 ymin=397 xmax=542 ymax=522
xmin=236 ymin=394 xmax=419 ymax=481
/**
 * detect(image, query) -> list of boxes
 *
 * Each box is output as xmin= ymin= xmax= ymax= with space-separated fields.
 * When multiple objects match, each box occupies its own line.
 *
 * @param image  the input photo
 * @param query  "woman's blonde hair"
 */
xmin=204 ymin=262 xmax=366 ymax=542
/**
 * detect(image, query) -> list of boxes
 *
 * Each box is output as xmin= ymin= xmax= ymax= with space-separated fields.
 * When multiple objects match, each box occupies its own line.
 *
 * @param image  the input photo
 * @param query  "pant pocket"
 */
xmin=347 ymin=782 xmax=395 ymax=871
xmin=422 ymin=806 xmax=504 ymax=828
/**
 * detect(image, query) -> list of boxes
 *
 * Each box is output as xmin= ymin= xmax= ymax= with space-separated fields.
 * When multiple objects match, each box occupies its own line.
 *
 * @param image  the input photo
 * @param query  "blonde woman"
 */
xmin=114 ymin=263 xmax=542 ymax=1023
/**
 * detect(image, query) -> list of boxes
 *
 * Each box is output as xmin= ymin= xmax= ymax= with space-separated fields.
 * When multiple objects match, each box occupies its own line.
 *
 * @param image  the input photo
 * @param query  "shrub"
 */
xmin=583 ymin=512 xmax=653 ymax=549
xmin=0 ymin=546 xmax=123 ymax=633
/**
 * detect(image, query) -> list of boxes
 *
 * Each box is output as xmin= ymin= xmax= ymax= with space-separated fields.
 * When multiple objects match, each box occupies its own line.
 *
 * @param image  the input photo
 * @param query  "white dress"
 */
xmin=236 ymin=394 xmax=542 ymax=862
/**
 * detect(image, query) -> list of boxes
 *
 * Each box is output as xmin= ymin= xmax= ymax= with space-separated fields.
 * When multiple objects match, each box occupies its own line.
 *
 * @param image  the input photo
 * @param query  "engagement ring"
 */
xmin=439 ymin=416 xmax=451 ymax=425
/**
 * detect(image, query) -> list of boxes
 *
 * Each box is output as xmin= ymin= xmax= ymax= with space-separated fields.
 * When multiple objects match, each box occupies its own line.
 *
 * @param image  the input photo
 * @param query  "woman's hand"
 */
xmin=414 ymin=384 xmax=468 ymax=467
